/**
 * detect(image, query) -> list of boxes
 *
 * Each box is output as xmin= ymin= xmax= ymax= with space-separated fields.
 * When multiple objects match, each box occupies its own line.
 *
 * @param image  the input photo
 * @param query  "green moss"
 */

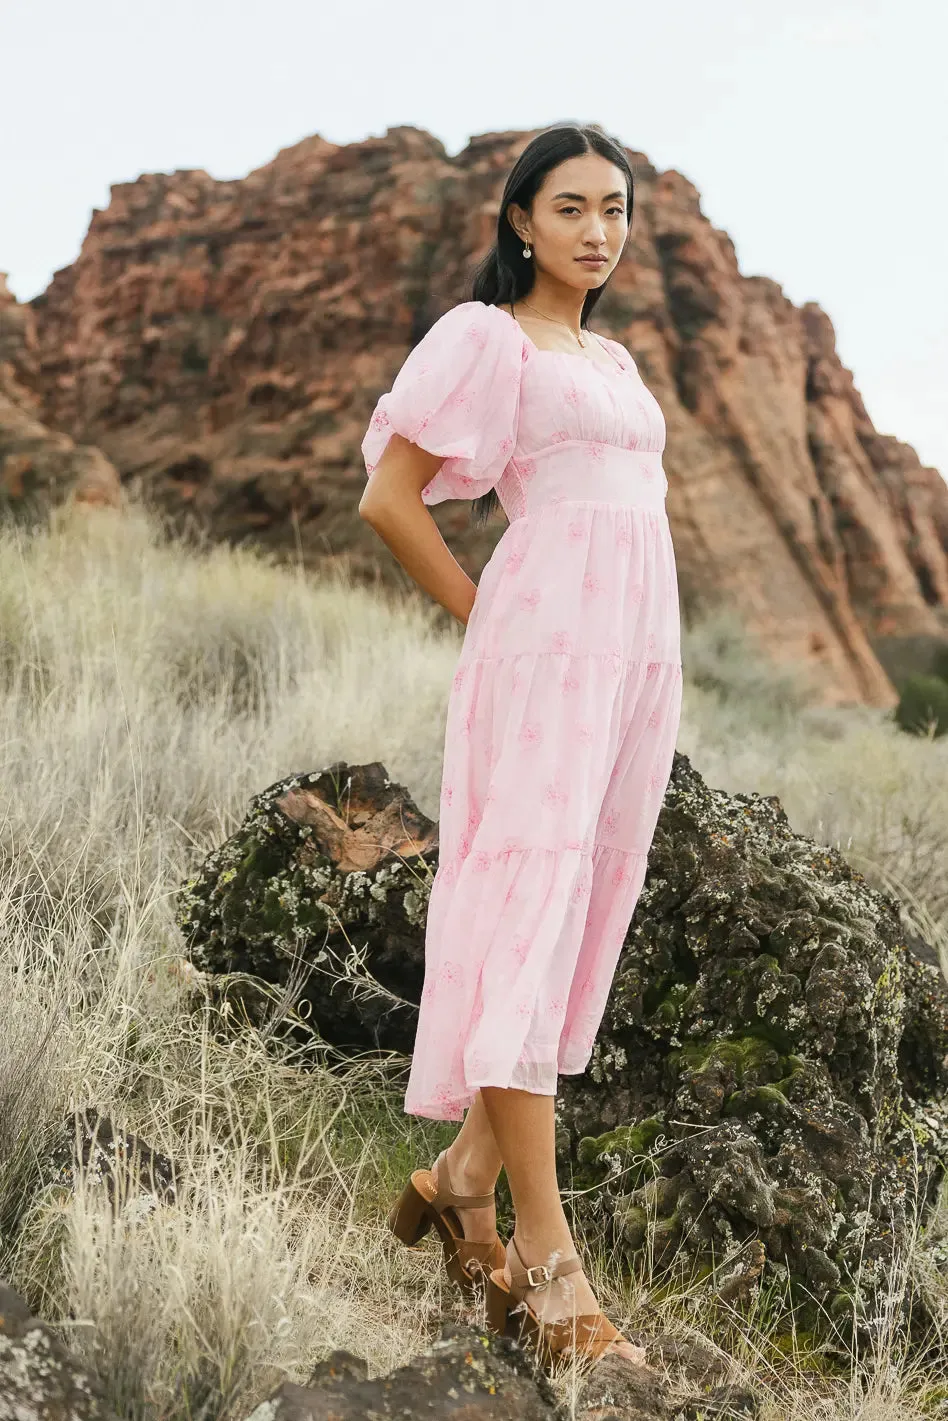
xmin=577 ymin=1116 xmax=665 ymax=1169
xmin=671 ymin=1033 xmax=788 ymax=1084
xmin=615 ymin=1202 xmax=648 ymax=1250
xmin=723 ymin=1084 xmax=791 ymax=1120
xmin=575 ymin=1116 xmax=666 ymax=1192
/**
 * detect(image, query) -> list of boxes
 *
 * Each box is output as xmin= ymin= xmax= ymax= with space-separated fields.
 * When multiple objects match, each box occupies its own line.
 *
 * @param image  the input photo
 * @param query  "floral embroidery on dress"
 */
xmin=570 ymin=870 xmax=592 ymax=904
xmin=433 ymin=1085 xmax=461 ymax=1113
xmin=512 ymin=935 xmax=531 ymax=964
xmin=543 ymin=779 xmax=569 ymax=810
xmin=518 ymin=721 xmax=543 ymax=747
xmin=361 ymin=300 xmax=681 ymax=1122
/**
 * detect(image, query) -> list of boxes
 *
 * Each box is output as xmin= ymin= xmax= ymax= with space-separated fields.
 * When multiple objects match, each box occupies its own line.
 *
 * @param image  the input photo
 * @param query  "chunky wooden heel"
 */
xmin=485 ymin=1271 xmax=514 ymax=1335
xmin=388 ymin=1176 xmax=436 ymax=1246
xmin=387 ymin=1149 xmax=506 ymax=1297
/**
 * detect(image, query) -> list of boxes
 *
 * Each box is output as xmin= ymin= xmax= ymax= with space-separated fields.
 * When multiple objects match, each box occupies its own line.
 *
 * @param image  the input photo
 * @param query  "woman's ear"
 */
xmin=506 ymin=203 xmax=529 ymax=246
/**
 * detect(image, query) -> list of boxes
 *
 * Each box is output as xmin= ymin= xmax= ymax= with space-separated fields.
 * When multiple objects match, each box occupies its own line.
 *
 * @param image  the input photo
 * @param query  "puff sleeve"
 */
xmin=361 ymin=300 xmax=525 ymax=505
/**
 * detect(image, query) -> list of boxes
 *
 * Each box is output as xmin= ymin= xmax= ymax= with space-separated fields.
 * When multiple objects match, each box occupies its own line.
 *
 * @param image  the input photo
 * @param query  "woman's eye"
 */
xmin=559 ymin=206 xmax=626 ymax=216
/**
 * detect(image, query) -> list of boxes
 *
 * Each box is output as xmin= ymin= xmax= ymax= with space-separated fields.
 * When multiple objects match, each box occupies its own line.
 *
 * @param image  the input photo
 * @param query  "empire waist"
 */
xmin=506 ymin=441 xmax=668 ymax=516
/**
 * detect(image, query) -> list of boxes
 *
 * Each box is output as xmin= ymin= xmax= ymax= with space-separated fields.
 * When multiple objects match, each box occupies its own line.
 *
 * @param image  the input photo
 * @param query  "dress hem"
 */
xmin=403 ymin=1064 xmax=594 ymax=1122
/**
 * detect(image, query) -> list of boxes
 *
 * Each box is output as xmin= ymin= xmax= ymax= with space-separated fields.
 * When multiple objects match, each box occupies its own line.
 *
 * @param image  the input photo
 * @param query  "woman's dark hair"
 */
xmin=467 ymin=122 xmax=635 ymax=528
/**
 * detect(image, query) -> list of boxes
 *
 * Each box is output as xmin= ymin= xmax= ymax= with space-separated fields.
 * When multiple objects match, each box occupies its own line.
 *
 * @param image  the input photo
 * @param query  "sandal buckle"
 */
xmin=525 ymin=1264 xmax=553 ymax=1288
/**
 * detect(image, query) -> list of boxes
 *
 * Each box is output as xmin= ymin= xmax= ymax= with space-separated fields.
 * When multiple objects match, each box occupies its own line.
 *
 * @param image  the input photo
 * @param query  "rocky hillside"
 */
xmin=7 ymin=126 xmax=948 ymax=705
xmin=0 ymin=275 xmax=121 ymax=515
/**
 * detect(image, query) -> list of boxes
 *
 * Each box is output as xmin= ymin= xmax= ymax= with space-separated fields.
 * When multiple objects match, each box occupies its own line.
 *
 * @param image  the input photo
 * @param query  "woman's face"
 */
xmin=509 ymin=152 xmax=630 ymax=291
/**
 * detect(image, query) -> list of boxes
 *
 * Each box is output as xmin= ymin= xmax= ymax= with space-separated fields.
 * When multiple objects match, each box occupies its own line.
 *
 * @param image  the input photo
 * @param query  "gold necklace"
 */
xmin=519 ymin=299 xmax=587 ymax=349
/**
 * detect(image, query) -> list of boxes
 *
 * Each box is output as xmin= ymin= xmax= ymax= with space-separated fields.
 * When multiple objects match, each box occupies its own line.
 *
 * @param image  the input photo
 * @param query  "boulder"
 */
xmin=241 ymin=1321 xmax=753 ymax=1421
xmin=177 ymin=761 xmax=432 ymax=1053
xmin=47 ymin=1109 xmax=178 ymax=1209
xmin=0 ymin=1277 xmax=116 ymax=1420
xmin=243 ymin=1324 xmax=557 ymax=1420
xmin=176 ymin=752 xmax=948 ymax=1337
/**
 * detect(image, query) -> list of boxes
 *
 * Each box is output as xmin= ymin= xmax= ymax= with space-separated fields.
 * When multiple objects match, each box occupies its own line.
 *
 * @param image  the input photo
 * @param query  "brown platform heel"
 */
xmin=388 ymin=1149 xmax=506 ymax=1296
xmin=485 ymin=1236 xmax=646 ymax=1370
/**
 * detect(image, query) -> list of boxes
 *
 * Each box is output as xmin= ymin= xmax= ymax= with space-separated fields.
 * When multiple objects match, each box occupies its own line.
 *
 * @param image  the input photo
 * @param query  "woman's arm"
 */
xmin=359 ymin=432 xmax=478 ymax=628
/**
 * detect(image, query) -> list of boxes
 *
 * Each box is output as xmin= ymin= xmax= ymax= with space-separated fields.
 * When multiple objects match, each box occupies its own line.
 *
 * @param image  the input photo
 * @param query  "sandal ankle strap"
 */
xmin=507 ymin=1234 xmax=582 ymax=1295
xmin=431 ymin=1149 xmax=495 ymax=1212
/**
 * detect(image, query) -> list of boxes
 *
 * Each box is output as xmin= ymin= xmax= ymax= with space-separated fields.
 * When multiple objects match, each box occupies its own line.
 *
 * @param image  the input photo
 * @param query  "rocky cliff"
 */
xmin=0 ymin=275 xmax=121 ymax=515
xmin=11 ymin=126 xmax=948 ymax=705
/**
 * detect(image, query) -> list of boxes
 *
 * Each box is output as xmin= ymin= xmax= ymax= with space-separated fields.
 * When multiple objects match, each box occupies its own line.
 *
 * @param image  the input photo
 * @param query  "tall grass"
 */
xmin=0 ymin=496 xmax=946 ymax=1419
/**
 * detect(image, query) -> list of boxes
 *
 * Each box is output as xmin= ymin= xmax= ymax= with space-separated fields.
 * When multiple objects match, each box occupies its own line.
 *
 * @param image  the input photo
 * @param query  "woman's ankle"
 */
xmin=441 ymin=1140 xmax=500 ymax=1195
xmin=511 ymin=1220 xmax=576 ymax=1271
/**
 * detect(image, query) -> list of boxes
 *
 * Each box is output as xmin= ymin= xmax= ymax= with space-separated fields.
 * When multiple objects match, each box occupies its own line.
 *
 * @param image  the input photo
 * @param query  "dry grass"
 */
xmin=0 ymin=496 xmax=947 ymax=1419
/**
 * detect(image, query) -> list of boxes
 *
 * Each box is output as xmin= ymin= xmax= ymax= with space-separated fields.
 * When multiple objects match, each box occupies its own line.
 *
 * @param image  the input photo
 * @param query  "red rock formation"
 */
xmin=0 ymin=274 xmax=122 ymax=513
xmin=17 ymin=127 xmax=948 ymax=705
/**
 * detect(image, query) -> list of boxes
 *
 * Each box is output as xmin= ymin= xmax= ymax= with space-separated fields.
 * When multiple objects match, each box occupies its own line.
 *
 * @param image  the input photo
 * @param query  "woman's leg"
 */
xmin=480 ymin=1085 xmax=644 ymax=1363
xmin=431 ymin=1090 xmax=503 ymax=1244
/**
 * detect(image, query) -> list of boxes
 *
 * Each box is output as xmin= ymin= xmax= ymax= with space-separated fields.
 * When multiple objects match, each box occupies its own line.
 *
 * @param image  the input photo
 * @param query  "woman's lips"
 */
xmin=577 ymin=256 xmax=608 ymax=266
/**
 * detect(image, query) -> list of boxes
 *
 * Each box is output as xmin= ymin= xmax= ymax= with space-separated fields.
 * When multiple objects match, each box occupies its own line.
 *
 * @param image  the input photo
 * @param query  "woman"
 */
xmin=359 ymin=121 xmax=681 ymax=1369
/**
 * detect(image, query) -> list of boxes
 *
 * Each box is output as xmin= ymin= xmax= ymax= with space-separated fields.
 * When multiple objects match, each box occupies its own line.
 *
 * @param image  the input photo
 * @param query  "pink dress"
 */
xmin=362 ymin=300 xmax=682 ymax=1121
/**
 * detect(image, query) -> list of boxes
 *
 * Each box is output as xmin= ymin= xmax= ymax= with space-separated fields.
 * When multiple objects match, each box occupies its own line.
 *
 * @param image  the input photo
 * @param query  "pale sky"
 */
xmin=2 ymin=0 xmax=945 ymax=477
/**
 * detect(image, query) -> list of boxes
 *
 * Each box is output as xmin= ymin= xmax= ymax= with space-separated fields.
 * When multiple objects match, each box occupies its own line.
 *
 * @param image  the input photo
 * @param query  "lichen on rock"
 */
xmin=177 ymin=750 xmax=948 ymax=1338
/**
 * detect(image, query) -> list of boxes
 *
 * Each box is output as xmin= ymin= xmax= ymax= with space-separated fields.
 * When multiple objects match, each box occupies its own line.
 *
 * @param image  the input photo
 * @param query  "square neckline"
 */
xmin=494 ymin=302 xmax=628 ymax=375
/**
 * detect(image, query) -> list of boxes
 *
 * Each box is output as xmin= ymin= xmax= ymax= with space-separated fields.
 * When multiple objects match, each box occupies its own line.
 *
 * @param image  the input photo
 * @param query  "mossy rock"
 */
xmin=178 ymin=750 xmax=948 ymax=1347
